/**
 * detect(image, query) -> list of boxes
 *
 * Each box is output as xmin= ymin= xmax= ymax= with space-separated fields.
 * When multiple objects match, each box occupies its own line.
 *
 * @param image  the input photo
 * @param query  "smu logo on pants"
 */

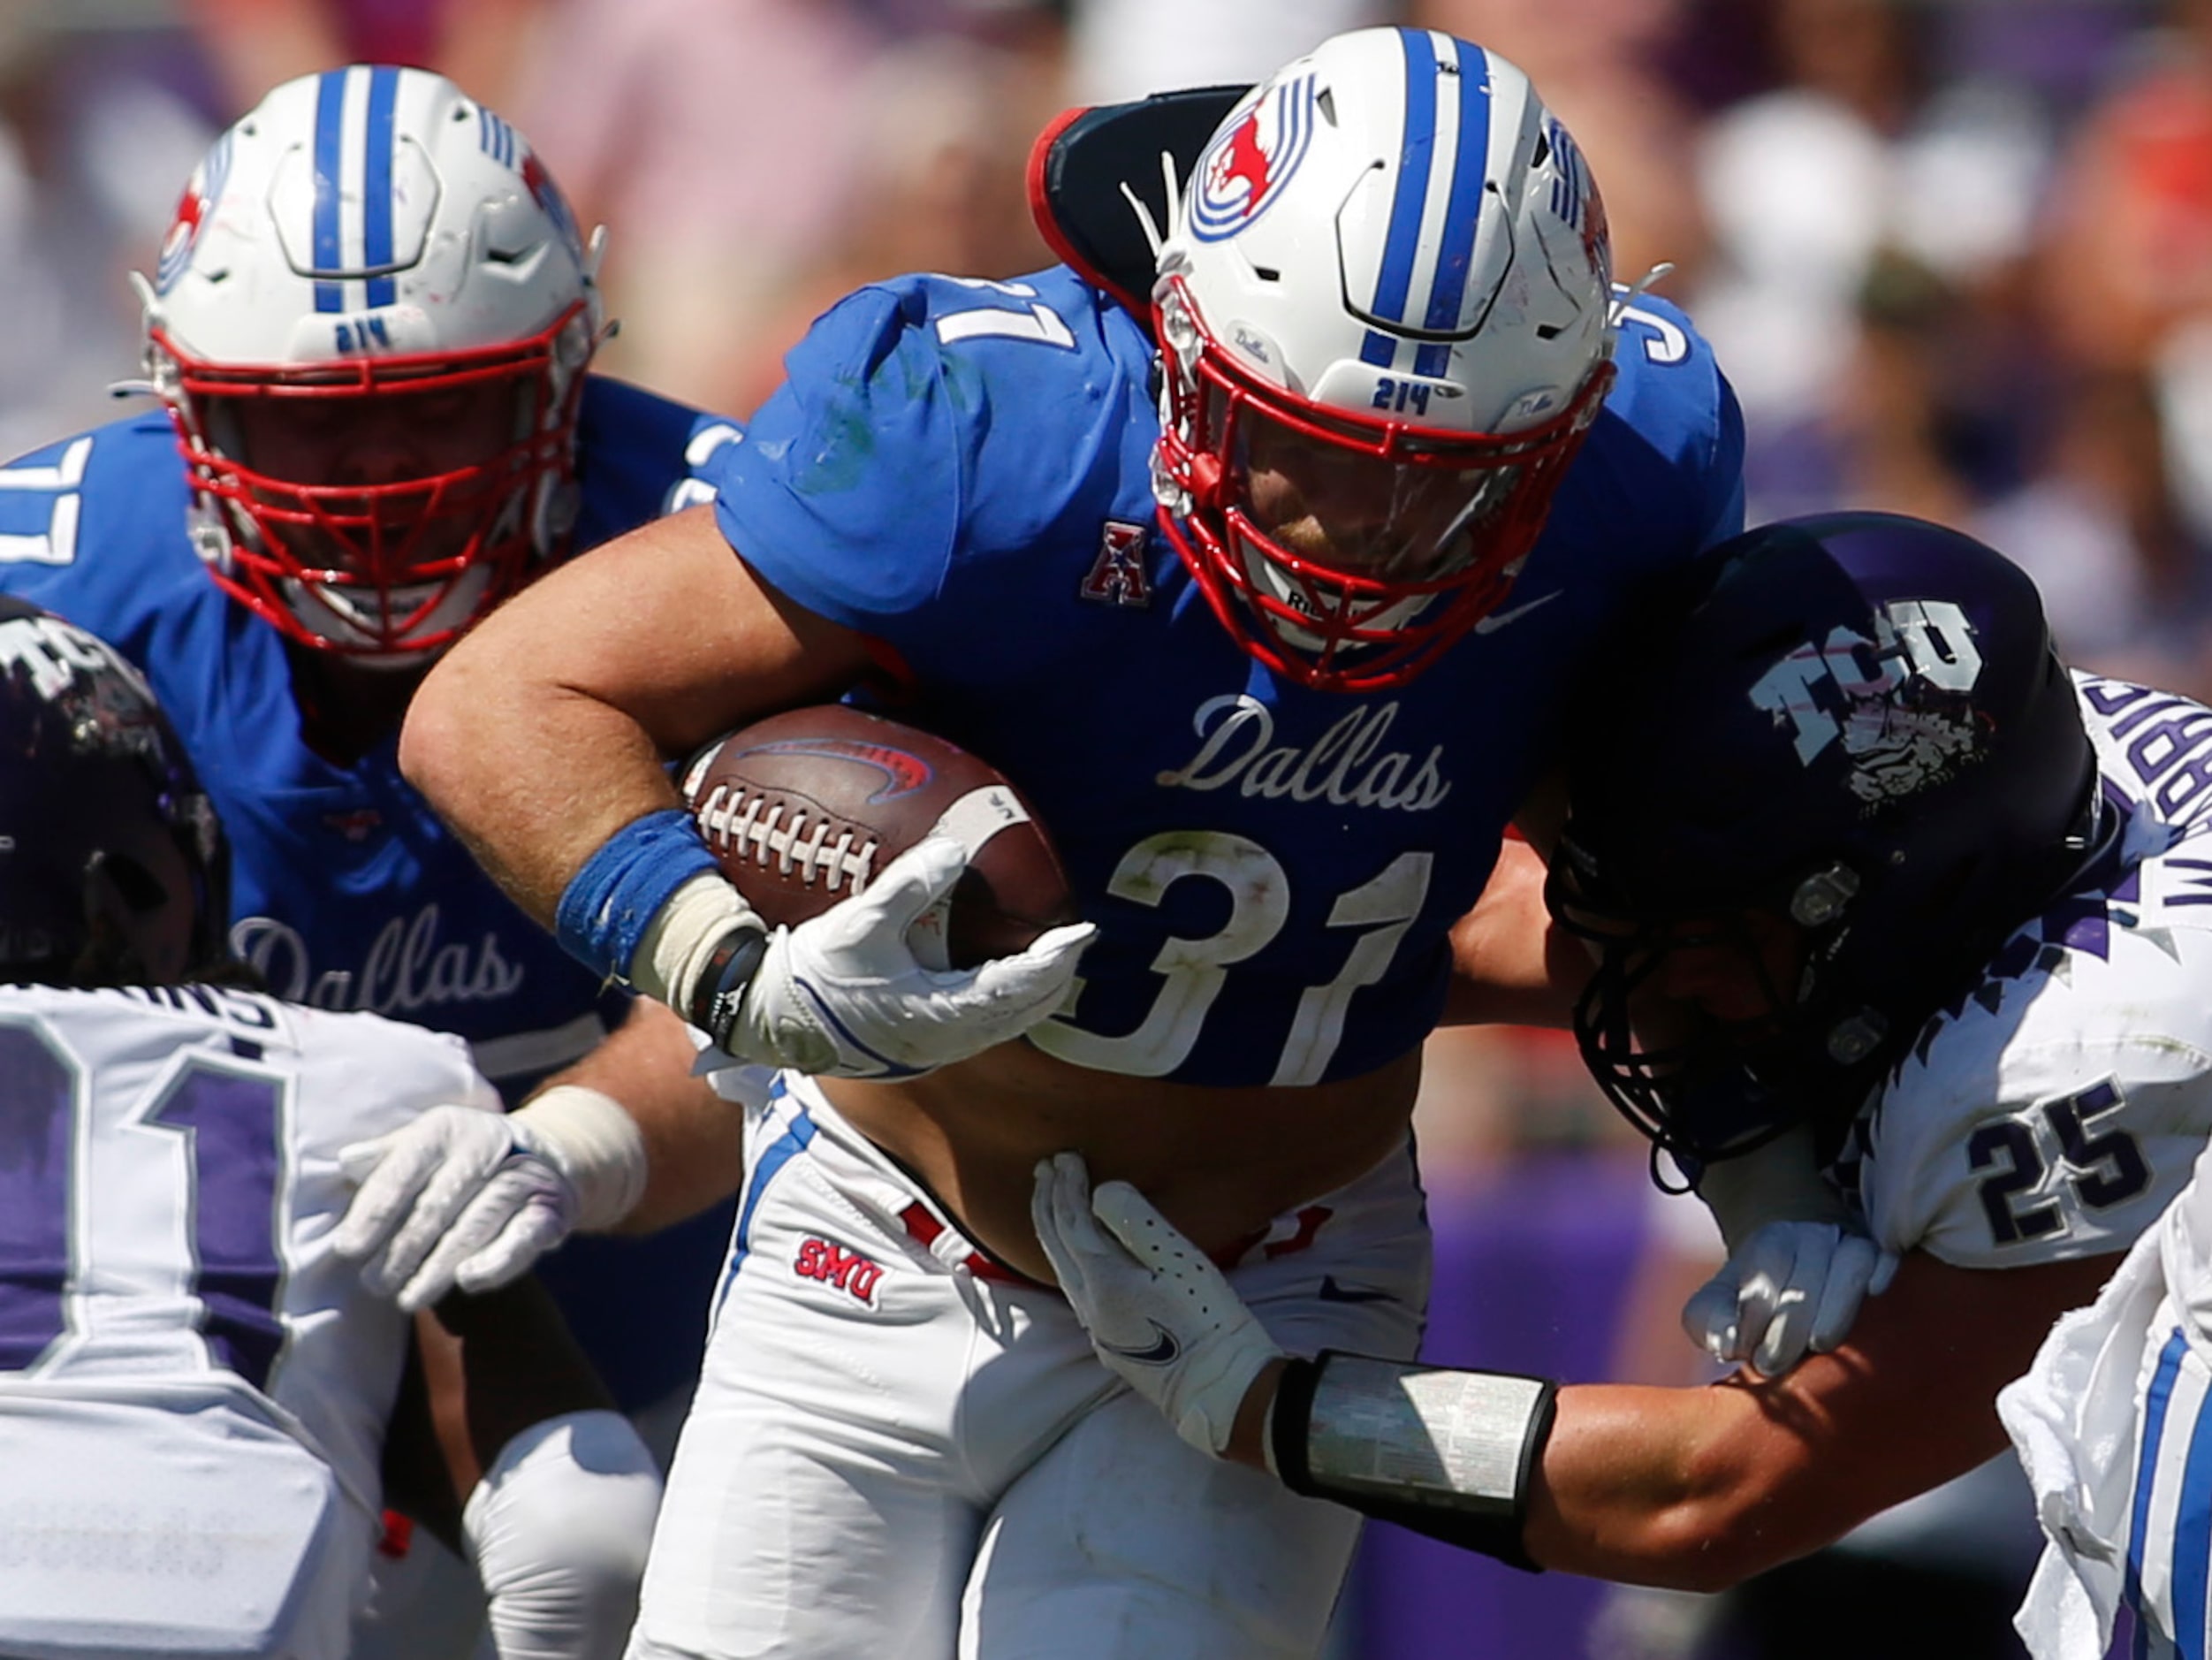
xmin=794 ymin=1237 xmax=884 ymax=1306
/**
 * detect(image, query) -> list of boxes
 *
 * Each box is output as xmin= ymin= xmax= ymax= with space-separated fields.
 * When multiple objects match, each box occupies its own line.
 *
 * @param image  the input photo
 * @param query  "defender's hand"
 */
xmin=1030 ymin=1152 xmax=1283 ymax=1457
xmin=1682 ymin=1218 xmax=1899 ymax=1376
xmin=1684 ymin=1122 xmax=1895 ymax=1375
xmin=718 ymin=837 xmax=1094 ymax=1078
xmin=333 ymin=1088 xmax=645 ymax=1313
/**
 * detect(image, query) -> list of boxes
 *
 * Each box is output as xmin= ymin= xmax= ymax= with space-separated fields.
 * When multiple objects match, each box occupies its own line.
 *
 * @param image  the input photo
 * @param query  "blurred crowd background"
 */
xmin=4 ymin=0 xmax=2198 ymax=1654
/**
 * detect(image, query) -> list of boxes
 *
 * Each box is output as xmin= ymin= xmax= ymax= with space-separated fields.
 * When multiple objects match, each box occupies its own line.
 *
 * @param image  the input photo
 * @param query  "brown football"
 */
xmin=678 ymin=704 xmax=1077 ymax=969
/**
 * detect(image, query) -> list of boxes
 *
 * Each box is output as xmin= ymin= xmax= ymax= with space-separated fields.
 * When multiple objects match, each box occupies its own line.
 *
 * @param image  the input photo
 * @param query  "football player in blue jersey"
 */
xmin=0 ymin=595 xmax=665 ymax=1660
xmin=0 ymin=59 xmax=748 ymax=1631
xmin=1029 ymin=512 xmax=2212 ymax=1657
xmin=355 ymin=27 xmax=1831 ymax=1659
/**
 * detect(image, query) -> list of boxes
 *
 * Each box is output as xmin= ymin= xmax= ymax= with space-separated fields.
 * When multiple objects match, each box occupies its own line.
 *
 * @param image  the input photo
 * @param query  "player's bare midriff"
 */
xmin=819 ymin=1038 xmax=1424 ymax=1284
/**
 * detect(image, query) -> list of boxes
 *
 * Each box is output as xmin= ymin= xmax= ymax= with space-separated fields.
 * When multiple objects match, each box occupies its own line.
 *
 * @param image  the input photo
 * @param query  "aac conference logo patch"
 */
xmin=1189 ymin=73 xmax=1317 ymax=244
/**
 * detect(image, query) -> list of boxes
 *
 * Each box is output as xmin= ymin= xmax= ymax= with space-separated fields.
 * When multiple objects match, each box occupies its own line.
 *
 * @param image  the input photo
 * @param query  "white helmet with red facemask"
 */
xmin=139 ymin=65 xmax=604 ymax=660
xmin=1152 ymin=28 xmax=1617 ymax=692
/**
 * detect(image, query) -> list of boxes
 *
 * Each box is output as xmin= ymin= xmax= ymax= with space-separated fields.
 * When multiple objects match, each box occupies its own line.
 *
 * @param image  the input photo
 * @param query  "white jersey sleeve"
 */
xmin=1852 ymin=674 xmax=2212 ymax=1268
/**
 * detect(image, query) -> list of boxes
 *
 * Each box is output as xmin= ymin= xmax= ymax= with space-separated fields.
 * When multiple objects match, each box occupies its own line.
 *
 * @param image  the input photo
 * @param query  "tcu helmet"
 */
xmin=1152 ymin=27 xmax=1617 ymax=692
xmin=1554 ymin=513 xmax=2101 ymax=1162
xmin=0 ymin=598 xmax=230 ymax=986
xmin=141 ymin=65 xmax=604 ymax=658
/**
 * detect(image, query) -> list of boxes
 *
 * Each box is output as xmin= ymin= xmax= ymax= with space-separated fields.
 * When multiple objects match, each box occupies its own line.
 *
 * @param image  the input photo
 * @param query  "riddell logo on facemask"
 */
xmin=794 ymin=1237 xmax=885 ymax=1306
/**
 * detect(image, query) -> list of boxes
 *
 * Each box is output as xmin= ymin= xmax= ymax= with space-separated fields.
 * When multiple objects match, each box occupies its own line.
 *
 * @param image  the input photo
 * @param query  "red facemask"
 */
xmin=1152 ymin=276 xmax=1614 ymax=692
xmin=154 ymin=301 xmax=591 ymax=658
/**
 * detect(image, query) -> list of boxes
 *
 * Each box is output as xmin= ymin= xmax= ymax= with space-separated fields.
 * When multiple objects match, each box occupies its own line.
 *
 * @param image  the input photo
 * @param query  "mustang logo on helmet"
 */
xmin=156 ymin=132 xmax=231 ymax=297
xmin=1190 ymin=74 xmax=1317 ymax=242
xmin=520 ymin=148 xmax=588 ymax=268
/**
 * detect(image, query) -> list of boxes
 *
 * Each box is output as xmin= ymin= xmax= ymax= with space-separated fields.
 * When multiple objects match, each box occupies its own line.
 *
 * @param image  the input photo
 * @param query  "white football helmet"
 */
xmin=139 ymin=65 xmax=605 ymax=659
xmin=1152 ymin=27 xmax=1617 ymax=691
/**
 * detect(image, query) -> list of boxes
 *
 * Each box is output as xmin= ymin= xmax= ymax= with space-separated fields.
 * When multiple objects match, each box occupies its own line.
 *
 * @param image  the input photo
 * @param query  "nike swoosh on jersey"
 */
xmin=1316 ymin=1275 xmax=1395 ymax=1304
xmin=1099 ymin=1321 xmax=1182 ymax=1366
xmin=1471 ymin=590 xmax=1562 ymax=635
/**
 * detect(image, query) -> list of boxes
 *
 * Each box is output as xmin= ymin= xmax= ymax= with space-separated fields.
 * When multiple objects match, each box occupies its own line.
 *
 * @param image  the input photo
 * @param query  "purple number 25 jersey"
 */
xmin=711 ymin=265 xmax=1745 ymax=1087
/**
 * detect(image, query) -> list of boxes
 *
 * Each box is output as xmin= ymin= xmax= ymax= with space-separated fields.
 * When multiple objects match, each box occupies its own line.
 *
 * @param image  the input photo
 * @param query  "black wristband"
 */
xmin=1273 ymin=1349 xmax=1558 ymax=1573
xmin=1272 ymin=1355 xmax=1325 ymax=1497
xmin=687 ymin=923 xmax=771 ymax=1048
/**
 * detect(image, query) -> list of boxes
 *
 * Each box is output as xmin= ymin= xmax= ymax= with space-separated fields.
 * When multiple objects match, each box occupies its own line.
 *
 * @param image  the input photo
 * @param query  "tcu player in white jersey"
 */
xmin=1030 ymin=512 xmax=2212 ymax=1643
xmin=0 ymin=595 xmax=662 ymax=1659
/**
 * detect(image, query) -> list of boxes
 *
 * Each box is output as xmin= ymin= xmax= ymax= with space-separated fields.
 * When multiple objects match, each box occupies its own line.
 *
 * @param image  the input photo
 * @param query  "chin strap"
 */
xmin=1270 ymin=1351 xmax=1559 ymax=1572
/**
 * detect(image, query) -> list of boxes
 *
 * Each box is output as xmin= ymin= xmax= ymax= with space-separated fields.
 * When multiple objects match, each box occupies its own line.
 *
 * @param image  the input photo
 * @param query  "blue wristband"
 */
xmin=554 ymin=808 xmax=719 ymax=982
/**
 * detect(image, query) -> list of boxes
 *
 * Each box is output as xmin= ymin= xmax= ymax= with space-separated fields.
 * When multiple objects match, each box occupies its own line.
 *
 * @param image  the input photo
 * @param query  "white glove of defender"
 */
xmin=1682 ymin=1218 xmax=1899 ymax=1376
xmin=722 ymin=837 xmax=1095 ymax=1078
xmin=1681 ymin=1123 xmax=1899 ymax=1376
xmin=1030 ymin=1152 xmax=1284 ymax=1458
xmin=332 ymin=1087 xmax=646 ymax=1314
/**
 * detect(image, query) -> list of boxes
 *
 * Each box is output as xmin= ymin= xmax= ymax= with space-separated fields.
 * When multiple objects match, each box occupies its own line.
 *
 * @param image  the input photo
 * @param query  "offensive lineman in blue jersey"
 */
xmin=0 ymin=61 xmax=747 ymax=1581
xmin=356 ymin=29 xmax=1773 ymax=1659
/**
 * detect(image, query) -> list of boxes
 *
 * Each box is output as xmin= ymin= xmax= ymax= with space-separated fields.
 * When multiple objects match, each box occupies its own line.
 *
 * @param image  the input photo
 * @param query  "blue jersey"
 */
xmin=0 ymin=375 xmax=744 ymax=1409
xmin=711 ymin=268 xmax=1745 ymax=1088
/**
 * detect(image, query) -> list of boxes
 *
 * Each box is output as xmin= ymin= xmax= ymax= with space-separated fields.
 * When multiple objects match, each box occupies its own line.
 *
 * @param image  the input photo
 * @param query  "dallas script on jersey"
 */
xmin=229 ymin=902 xmax=525 ymax=1012
xmin=1155 ymin=697 xmax=1451 ymax=812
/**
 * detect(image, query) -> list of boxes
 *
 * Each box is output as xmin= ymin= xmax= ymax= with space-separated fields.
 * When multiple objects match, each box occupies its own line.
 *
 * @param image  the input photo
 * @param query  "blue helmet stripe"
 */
xmin=311 ymin=68 xmax=347 ymax=313
xmin=1416 ymin=35 xmax=1492 ymax=384
xmin=362 ymin=66 xmax=399 ymax=309
xmin=1369 ymin=27 xmax=1439 ymax=337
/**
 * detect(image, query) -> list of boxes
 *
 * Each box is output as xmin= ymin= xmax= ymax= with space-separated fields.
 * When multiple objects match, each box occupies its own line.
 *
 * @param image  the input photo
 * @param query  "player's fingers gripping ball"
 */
xmin=673 ymin=705 xmax=1094 ymax=1077
xmin=680 ymin=704 xmax=1081 ymax=969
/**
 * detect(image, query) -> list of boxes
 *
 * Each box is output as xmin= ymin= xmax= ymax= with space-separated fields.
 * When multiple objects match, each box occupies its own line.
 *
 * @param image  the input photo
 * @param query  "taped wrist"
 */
xmin=1271 ymin=1351 xmax=1557 ymax=1572
xmin=553 ymin=809 xmax=719 ymax=985
xmin=628 ymin=872 xmax=766 ymax=1015
xmin=513 ymin=1085 xmax=648 ymax=1232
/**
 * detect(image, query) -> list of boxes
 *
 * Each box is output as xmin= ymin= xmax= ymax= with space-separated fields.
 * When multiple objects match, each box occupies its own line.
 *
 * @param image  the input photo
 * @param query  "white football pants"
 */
xmin=625 ymin=1073 xmax=1429 ymax=1660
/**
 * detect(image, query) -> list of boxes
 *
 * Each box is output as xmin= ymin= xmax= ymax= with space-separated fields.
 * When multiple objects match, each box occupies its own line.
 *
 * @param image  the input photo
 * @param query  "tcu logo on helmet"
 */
xmin=794 ymin=1237 xmax=884 ymax=1306
xmin=1190 ymin=72 xmax=1318 ymax=242
xmin=1749 ymin=599 xmax=1987 ymax=804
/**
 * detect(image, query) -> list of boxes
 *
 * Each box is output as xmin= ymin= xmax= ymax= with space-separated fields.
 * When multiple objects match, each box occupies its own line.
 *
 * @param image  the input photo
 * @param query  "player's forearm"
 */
xmin=1440 ymin=838 xmax=1587 ymax=1028
xmin=402 ymin=623 xmax=677 ymax=928
xmin=539 ymin=1001 xmax=748 ymax=1234
xmin=1522 ymin=1381 xmax=1818 ymax=1591
xmin=1256 ymin=1356 xmax=1859 ymax=1594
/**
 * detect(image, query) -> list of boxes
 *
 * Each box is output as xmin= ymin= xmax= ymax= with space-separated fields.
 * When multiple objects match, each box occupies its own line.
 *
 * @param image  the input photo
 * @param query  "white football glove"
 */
xmin=1030 ymin=1152 xmax=1284 ymax=1458
xmin=331 ymin=1087 xmax=647 ymax=1314
xmin=1682 ymin=1123 xmax=1899 ymax=1376
xmin=1682 ymin=1218 xmax=1899 ymax=1376
xmin=718 ymin=836 xmax=1095 ymax=1078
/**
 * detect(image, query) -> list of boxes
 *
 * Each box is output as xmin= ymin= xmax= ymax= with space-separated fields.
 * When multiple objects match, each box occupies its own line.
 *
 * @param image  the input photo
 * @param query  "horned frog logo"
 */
xmin=1749 ymin=598 xmax=1987 ymax=806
